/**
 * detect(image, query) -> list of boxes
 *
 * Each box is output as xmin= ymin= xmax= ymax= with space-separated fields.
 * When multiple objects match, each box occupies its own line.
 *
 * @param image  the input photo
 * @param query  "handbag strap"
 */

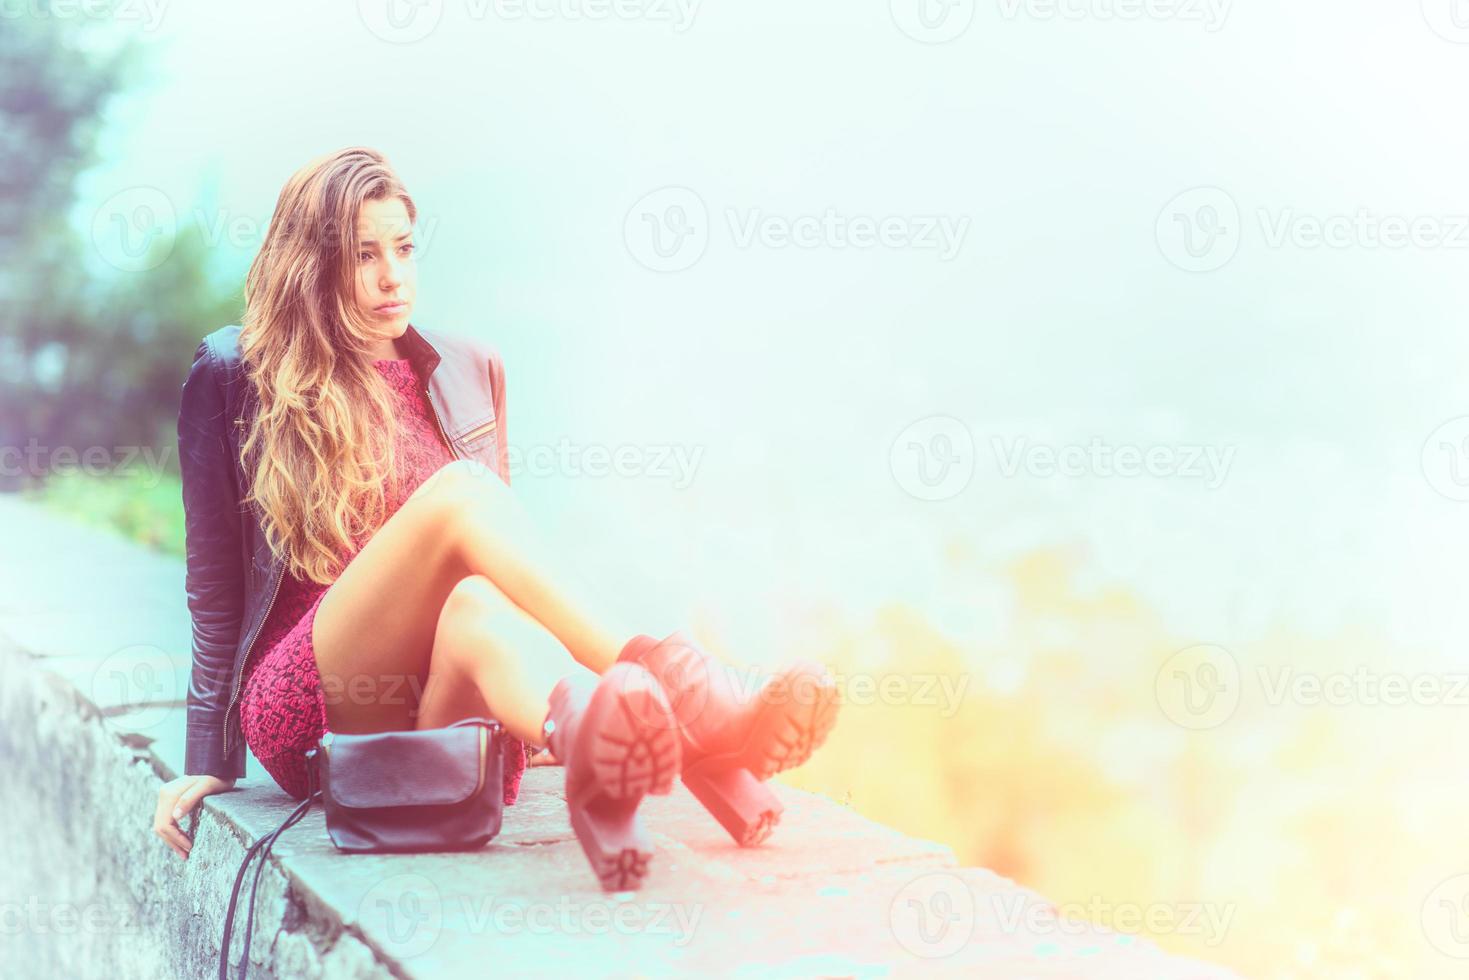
xmin=215 ymin=719 xmax=499 ymax=978
xmin=217 ymin=757 xmax=320 ymax=980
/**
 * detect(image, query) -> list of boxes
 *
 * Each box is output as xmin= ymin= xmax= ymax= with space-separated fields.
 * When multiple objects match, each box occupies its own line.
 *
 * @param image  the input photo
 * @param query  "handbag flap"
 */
xmin=326 ymin=725 xmax=486 ymax=809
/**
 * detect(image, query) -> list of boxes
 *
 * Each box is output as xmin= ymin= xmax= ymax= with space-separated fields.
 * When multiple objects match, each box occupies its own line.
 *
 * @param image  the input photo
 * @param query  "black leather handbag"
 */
xmin=217 ymin=717 xmax=506 ymax=979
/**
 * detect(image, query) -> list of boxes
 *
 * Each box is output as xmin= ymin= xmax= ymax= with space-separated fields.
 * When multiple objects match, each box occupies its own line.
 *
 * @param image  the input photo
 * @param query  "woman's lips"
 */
xmin=374 ymin=302 xmax=409 ymax=316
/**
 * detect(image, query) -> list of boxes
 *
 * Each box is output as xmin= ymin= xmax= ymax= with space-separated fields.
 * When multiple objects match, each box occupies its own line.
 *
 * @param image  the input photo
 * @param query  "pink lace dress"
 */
xmin=237 ymin=357 xmax=527 ymax=803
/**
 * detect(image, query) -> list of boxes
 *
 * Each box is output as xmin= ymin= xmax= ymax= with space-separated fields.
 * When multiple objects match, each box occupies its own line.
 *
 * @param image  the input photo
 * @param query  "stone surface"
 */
xmin=0 ymin=494 xmax=1246 ymax=978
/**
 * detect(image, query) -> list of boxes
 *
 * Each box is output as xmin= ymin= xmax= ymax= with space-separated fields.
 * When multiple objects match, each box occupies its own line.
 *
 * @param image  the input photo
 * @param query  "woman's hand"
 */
xmin=154 ymin=774 xmax=235 ymax=860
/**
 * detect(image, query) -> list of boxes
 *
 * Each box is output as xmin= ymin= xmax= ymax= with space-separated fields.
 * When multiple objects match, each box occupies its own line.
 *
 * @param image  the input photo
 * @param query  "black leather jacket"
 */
xmin=177 ymin=322 xmax=510 ymax=780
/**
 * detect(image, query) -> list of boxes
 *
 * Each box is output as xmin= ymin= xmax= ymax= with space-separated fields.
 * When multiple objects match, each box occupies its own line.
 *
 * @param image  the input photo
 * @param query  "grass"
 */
xmin=22 ymin=468 xmax=186 ymax=557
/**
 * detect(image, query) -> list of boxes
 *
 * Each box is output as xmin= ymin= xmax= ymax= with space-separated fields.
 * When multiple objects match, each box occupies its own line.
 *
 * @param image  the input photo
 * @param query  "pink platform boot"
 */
xmin=616 ymin=631 xmax=840 ymax=847
xmin=542 ymin=663 xmax=682 ymax=890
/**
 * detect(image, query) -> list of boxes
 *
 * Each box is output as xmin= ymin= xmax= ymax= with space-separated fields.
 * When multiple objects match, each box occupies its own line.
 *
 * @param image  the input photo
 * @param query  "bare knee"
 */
xmin=438 ymin=458 xmax=508 ymax=500
xmin=444 ymin=573 xmax=517 ymax=621
xmin=435 ymin=574 xmax=519 ymax=662
xmin=413 ymin=459 xmax=513 ymax=535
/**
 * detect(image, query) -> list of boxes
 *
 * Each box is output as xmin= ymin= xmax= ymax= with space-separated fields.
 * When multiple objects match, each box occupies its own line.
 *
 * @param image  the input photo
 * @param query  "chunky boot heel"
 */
xmin=568 ymin=794 xmax=655 ymax=891
xmin=617 ymin=631 xmax=842 ymax=848
xmin=545 ymin=663 xmax=681 ymax=891
xmin=681 ymin=760 xmax=783 ymax=847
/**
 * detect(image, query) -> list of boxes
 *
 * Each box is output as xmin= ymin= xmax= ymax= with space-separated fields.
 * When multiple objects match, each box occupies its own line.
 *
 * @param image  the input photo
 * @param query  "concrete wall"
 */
xmin=0 ymin=638 xmax=393 ymax=980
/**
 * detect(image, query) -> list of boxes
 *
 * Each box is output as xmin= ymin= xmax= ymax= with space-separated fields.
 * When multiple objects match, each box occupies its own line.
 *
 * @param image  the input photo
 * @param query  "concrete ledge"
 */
xmin=0 ymin=494 xmax=1245 ymax=978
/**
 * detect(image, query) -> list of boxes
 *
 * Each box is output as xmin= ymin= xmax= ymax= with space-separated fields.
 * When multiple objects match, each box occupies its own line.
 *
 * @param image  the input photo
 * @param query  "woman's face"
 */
xmin=352 ymin=195 xmax=417 ymax=340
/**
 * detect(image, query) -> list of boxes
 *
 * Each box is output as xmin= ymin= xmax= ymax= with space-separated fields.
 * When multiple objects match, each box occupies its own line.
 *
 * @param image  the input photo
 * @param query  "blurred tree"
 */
xmin=0 ymin=2 xmax=240 ymax=491
xmin=0 ymin=5 xmax=131 ymax=262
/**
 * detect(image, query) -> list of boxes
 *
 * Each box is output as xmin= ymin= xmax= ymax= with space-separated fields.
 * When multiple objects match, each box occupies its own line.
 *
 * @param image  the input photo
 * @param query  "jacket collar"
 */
xmin=397 ymin=323 xmax=442 ymax=378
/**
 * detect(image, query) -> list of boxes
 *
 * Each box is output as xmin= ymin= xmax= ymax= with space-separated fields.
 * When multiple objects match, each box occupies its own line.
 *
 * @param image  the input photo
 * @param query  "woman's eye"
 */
xmin=359 ymin=251 xmax=374 ymax=262
xmin=399 ymin=243 xmax=415 ymax=255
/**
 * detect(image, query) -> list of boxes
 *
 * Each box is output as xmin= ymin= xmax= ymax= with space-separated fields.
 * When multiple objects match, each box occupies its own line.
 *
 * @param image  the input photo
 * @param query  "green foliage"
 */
xmin=0 ymin=2 xmax=242 ymax=493
xmin=23 ymin=468 xmax=184 ymax=556
xmin=0 ymin=2 xmax=138 ymax=256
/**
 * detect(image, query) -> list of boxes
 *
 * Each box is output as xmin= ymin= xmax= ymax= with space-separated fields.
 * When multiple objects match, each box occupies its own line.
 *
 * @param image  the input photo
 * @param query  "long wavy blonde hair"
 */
xmin=237 ymin=147 xmax=415 ymax=585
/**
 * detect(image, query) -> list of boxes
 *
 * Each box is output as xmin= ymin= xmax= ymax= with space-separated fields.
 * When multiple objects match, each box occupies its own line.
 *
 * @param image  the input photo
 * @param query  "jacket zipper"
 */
xmin=222 ymin=564 xmax=284 ymax=757
xmin=426 ymin=386 xmax=462 ymax=460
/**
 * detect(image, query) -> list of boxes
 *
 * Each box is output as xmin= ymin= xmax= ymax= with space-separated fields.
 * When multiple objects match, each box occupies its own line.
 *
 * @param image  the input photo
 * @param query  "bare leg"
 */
xmin=412 ymin=575 xmax=682 ymax=894
xmin=413 ymin=574 xmax=592 ymax=745
xmin=313 ymin=459 xmax=645 ymax=736
xmin=428 ymin=460 xmax=644 ymax=673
